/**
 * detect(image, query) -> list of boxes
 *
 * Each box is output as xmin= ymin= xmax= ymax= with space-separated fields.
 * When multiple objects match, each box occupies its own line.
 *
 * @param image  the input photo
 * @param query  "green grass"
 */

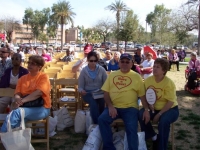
xmin=184 ymin=57 xmax=190 ymax=62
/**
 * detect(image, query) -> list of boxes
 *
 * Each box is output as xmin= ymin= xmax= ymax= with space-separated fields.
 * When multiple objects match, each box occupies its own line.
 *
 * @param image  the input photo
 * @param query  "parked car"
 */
xmin=125 ymin=43 xmax=134 ymax=49
xmin=119 ymin=43 xmax=125 ymax=48
xmin=134 ymin=44 xmax=143 ymax=49
xmin=100 ymin=42 xmax=111 ymax=49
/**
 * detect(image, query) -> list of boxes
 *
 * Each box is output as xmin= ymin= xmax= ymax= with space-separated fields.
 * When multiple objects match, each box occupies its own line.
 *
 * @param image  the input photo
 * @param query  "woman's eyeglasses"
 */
xmin=89 ymin=60 xmax=97 ymax=62
xmin=120 ymin=60 xmax=130 ymax=64
xmin=27 ymin=61 xmax=37 ymax=66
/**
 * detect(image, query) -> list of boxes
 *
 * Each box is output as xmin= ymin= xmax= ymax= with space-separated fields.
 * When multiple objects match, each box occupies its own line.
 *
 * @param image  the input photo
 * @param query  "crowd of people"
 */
xmin=0 ymin=41 xmax=199 ymax=150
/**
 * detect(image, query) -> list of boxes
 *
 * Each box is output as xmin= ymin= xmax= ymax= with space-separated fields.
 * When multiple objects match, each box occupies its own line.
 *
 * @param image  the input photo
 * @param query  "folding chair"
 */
xmin=54 ymin=78 xmax=78 ymax=117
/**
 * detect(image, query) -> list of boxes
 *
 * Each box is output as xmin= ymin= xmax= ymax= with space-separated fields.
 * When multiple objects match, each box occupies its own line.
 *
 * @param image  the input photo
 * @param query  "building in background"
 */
xmin=65 ymin=27 xmax=84 ymax=44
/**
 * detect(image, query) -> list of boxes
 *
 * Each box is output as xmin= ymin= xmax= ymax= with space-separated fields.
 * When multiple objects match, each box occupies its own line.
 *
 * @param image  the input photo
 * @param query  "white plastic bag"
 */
xmin=82 ymin=125 xmax=102 ymax=150
xmin=53 ymin=106 xmax=74 ymax=131
xmin=1 ymin=108 xmax=34 ymax=150
xmin=113 ymin=130 xmax=125 ymax=150
xmin=85 ymin=109 xmax=93 ymax=135
xmin=124 ymin=132 xmax=147 ymax=150
xmin=74 ymin=109 xmax=86 ymax=133
xmin=49 ymin=116 xmax=57 ymax=137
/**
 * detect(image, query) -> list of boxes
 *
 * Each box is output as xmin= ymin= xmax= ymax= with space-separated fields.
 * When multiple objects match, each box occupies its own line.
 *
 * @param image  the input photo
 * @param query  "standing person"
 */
xmin=140 ymin=53 xmax=154 ymax=79
xmin=107 ymin=51 xmax=121 ymax=71
xmin=17 ymin=47 xmax=25 ymax=63
xmin=168 ymin=49 xmax=180 ymax=71
xmin=0 ymin=47 xmax=12 ymax=79
xmin=178 ymin=48 xmax=186 ymax=62
xmin=72 ymin=46 xmax=92 ymax=73
xmin=1 ymin=55 xmax=51 ymax=132
xmin=98 ymin=53 xmax=150 ymax=150
xmin=0 ymin=53 xmax=29 ymax=113
xmin=78 ymin=51 xmax=107 ymax=124
xmin=139 ymin=58 xmax=179 ymax=150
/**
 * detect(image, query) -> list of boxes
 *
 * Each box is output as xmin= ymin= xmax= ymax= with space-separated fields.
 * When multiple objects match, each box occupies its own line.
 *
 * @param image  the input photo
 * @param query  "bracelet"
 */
xmin=158 ymin=112 xmax=162 ymax=116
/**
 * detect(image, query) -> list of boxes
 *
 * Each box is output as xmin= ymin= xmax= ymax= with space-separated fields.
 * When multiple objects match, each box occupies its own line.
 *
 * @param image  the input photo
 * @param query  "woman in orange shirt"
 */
xmin=1 ymin=55 xmax=51 ymax=132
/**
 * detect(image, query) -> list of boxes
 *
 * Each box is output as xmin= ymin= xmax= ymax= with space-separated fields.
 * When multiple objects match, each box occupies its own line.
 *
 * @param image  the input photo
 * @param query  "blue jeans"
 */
xmin=82 ymin=92 xmax=105 ymax=124
xmin=138 ymin=106 xmax=179 ymax=150
xmin=98 ymin=107 xmax=139 ymax=150
xmin=1 ymin=107 xmax=50 ymax=132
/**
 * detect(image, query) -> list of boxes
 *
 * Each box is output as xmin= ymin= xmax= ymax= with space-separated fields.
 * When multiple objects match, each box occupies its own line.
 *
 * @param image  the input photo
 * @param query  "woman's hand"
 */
xmin=80 ymin=90 xmax=87 ymax=96
xmin=15 ymin=97 xmax=24 ymax=106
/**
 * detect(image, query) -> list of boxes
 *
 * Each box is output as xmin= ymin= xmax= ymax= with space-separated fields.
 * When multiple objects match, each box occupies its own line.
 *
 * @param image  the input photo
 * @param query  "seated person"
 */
xmin=62 ymin=49 xmax=74 ymax=62
xmin=139 ymin=58 xmax=179 ymax=150
xmin=0 ymin=53 xmax=29 ymax=113
xmin=168 ymin=49 xmax=180 ymax=71
xmin=103 ymin=50 xmax=113 ymax=66
xmin=41 ymin=49 xmax=51 ymax=62
xmin=72 ymin=47 xmax=92 ymax=73
xmin=78 ymin=51 xmax=107 ymax=124
xmin=134 ymin=48 xmax=145 ymax=65
xmin=140 ymin=53 xmax=154 ymax=79
xmin=107 ymin=52 xmax=121 ymax=71
xmin=1 ymin=55 xmax=51 ymax=132
xmin=188 ymin=52 xmax=200 ymax=70
xmin=187 ymin=52 xmax=200 ymax=90
xmin=178 ymin=48 xmax=186 ymax=62
xmin=98 ymin=53 xmax=150 ymax=150
xmin=95 ymin=50 xmax=107 ymax=71
xmin=157 ymin=50 xmax=163 ymax=58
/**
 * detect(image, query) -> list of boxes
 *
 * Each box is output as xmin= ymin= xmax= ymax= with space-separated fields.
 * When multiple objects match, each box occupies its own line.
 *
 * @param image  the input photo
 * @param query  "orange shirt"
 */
xmin=15 ymin=72 xmax=51 ymax=108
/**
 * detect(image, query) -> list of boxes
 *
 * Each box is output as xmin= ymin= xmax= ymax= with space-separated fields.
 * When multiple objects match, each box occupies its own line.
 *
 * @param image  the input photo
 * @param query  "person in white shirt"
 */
xmin=72 ymin=45 xmax=92 ymax=73
xmin=140 ymin=53 xmax=154 ymax=79
xmin=28 ymin=46 xmax=36 ymax=55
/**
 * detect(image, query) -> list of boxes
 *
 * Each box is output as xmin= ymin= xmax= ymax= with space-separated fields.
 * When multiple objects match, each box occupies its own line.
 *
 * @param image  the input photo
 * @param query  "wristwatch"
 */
xmin=144 ymin=108 xmax=150 ymax=112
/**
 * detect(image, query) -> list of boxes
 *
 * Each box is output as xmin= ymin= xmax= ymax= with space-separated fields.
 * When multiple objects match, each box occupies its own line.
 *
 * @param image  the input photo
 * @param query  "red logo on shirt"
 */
xmin=113 ymin=75 xmax=132 ymax=90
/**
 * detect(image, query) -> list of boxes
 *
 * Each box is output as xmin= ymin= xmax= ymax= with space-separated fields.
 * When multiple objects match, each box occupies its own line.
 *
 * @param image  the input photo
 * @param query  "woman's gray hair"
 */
xmin=191 ymin=52 xmax=197 ymax=57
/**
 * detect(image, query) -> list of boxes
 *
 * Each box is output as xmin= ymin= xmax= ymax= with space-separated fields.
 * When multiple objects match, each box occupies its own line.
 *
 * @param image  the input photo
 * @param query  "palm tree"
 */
xmin=105 ymin=0 xmax=128 ymax=51
xmin=51 ymin=0 xmax=76 ymax=50
xmin=186 ymin=0 xmax=200 ymax=54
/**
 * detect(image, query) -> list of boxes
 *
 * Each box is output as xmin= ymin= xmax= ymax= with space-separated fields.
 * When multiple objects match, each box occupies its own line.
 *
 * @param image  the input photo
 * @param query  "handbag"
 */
xmin=92 ymin=90 xmax=104 ymax=99
xmin=0 ymin=108 xmax=35 ymax=150
xmin=21 ymin=95 xmax=44 ymax=107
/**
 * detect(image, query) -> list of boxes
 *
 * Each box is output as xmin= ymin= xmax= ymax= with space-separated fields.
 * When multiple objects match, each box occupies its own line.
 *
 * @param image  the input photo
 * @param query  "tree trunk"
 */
xmin=61 ymin=17 xmax=64 ymax=51
xmin=198 ymin=3 xmax=200 ymax=55
xmin=125 ymin=41 xmax=127 ymax=52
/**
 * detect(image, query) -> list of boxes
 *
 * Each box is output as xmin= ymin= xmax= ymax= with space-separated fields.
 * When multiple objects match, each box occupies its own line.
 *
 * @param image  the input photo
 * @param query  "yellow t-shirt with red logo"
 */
xmin=144 ymin=76 xmax=178 ymax=110
xmin=101 ymin=70 xmax=145 ymax=108
xmin=15 ymin=72 xmax=51 ymax=108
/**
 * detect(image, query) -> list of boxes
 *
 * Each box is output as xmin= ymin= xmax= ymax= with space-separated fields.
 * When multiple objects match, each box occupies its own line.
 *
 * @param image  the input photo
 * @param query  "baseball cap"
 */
xmin=120 ymin=53 xmax=133 ymax=60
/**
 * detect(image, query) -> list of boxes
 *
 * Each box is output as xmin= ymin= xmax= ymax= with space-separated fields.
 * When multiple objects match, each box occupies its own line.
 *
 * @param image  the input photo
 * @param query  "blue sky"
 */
xmin=0 ymin=0 xmax=187 ymax=30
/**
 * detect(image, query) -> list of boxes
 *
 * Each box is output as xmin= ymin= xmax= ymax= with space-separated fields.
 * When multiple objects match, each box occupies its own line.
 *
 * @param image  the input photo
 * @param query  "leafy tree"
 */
xmin=38 ymin=32 xmax=48 ymax=43
xmin=51 ymin=0 xmax=76 ymax=50
xmin=146 ymin=4 xmax=171 ymax=44
xmin=23 ymin=8 xmax=50 ymax=43
xmin=0 ymin=17 xmax=21 ymax=43
xmin=94 ymin=18 xmax=113 ymax=43
xmin=117 ymin=10 xmax=139 ymax=51
xmin=105 ymin=0 xmax=128 ymax=50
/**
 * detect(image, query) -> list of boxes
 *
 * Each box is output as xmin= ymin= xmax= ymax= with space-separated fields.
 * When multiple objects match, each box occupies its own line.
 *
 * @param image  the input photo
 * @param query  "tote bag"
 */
xmin=0 ymin=108 xmax=34 ymax=150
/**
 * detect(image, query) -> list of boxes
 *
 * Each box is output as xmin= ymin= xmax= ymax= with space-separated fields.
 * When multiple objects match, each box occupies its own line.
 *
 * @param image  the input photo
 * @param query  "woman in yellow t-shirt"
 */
xmin=139 ymin=58 xmax=179 ymax=150
xmin=1 ymin=55 xmax=51 ymax=132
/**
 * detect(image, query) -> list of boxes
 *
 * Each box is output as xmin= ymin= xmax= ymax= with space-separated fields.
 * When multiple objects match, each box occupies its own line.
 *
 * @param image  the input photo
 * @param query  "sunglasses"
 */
xmin=27 ymin=61 xmax=37 ymax=66
xmin=120 ymin=60 xmax=130 ymax=64
xmin=89 ymin=60 xmax=97 ymax=62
